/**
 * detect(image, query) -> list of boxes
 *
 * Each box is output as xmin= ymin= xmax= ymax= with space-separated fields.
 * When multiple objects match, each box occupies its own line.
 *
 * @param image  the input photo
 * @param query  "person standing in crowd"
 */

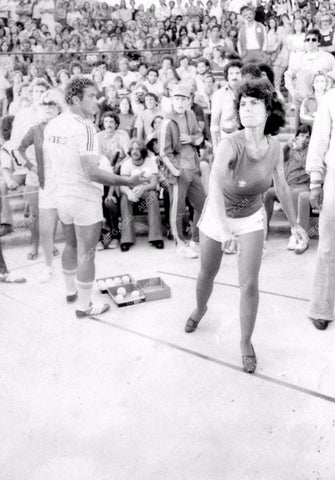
xmin=159 ymin=83 xmax=206 ymax=259
xmin=10 ymin=78 xmax=50 ymax=261
xmin=305 ymin=87 xmax=335 ymax=330
xmin=285 ymin=28 xmax=335 ymax=130
xmin=185 ymin=79 xmax=308 ymax=373
xmin=44 ymin=76 xmax=147 ymax=318
xmin=237 ymin=5 xmax=267 ymax=63
xmin=16 ymin=89 xmax=65 ymax=283
xmin=210 ymin=60 xmax=243 ymax=153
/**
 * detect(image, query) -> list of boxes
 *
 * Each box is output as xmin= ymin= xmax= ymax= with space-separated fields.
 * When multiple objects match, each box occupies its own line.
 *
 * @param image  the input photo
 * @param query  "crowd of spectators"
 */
xmin=1 ymin=0 xmax=335 ymax=275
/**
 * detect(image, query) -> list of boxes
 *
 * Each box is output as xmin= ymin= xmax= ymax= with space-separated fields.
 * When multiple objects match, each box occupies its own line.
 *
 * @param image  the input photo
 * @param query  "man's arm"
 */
xmin=80 ymin=155 xmax=146 ymax=187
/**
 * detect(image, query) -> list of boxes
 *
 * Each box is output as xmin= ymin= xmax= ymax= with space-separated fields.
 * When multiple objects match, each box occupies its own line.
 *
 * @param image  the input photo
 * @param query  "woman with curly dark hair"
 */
xmin=185 ymin=79 xmax=308 ymax=374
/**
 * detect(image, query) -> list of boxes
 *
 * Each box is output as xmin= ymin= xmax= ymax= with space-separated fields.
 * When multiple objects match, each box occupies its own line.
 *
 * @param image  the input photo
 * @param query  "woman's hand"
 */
xmin=291 ymin=224 xmax=309 ymax=244
xmin=221 ymin=228 xmax=237 ymax=253
xmin=310 ymin=186 xmax=322 ymax=210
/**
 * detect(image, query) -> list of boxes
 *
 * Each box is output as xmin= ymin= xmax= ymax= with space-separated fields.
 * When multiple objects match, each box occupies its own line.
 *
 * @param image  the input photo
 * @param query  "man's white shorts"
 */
xmin=198 ymin=200 xmax=264 ymax=242
xmin=57 ymin=196 xmax=103 ymax=226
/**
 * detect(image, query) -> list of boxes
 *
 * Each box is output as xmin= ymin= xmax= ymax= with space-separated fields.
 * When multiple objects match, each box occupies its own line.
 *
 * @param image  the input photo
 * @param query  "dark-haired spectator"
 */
xmin=210 ymin=46 xmax=229 ymax=83
xmin=264 ymin=124 xmax=311 ymax=253
xmin=189 ymin=29 xmax=208 ymax=59
xmin=210 ymin=59 xmax=243 ymax=152
xmin=136 ymin=92 xmax=161 ymax=142
xmin=195 ymin=56 xmax=211 ymax=96
xmin=119 ymin=138 xmax=164 ymax=251
xmin=69 ymin=60 xmax=83 ymax=78
xmin=118 ymin=96 xmax=136 ymax=136
xmin=285 ymin=28 xmax=335 ymax=129
xmin=264 ymin=17 xmax=280 ymax=67
xmin=57 ymin=68 xmax=70 ymax=92
xmin=238 ymin=5 xmax=266 ymax=62
xmin=176 ymin=55 xmax=197 ymax=80
xmin=299 ymin=71 xmax=329 ymax=126
xmin=186 ymin=78 xmax=306 ymax=374
xmin=144 ymin=68 xmax=164 ymax=98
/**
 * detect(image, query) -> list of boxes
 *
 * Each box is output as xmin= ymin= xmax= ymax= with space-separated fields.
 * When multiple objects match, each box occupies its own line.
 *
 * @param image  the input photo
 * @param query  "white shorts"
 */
xmin=57 ymin=196 xmax=103 ymax=226
xmin=198 ymin=200 xmax=264 ymax=242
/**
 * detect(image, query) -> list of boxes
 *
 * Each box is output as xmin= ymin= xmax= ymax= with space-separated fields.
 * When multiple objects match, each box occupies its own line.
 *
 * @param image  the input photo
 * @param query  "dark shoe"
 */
xmin=66 ymin=291 xmax=78 ymax=304
xmin=121 ymin=243 xmax=132 ymax=252
xmin=185 ymin=306 xmax=208 ymax=333
xmin=151 ymin=240 xmax=164 ymax=249
xmin=0 ymin=224 xmax=13 ymax=236
xmin=312 ymin=318 xmax=330 ymax=330
xmin=27 ymin=251 xmax=38 ymax=260
xmin=242 ymin=344 xmax=257 ymax=374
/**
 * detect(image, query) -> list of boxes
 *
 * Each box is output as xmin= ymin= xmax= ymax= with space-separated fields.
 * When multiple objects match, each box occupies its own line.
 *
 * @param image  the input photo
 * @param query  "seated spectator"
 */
xmin=98 ymin=85 xmax=120 ymax=125
xmin=176 ymin=55 xmax=197 ymax=80
xmin=57 ymin=69 xmax=70 ymax=93
xmin=144 ymin=68 xmax=164 ymax=99
xmin=130 ymin=83 xmax=148 ymax=116
xmin=135 ymin=92 xmax=161 ymax=142
xmin=119 ymin=139 xmax=164 ymax=251
xmin=264 ymin=125 xmax=312 ymax=254
xmin=115 ymin=57 xmax=137 ymax=90
xmin=118 ymin=96 xmax=136 ymax=136
xmin=68 ymin=60 xmax=83 ymax=78
xmin=210 ymin=46 xmax=229 ymax=84
xmin=159 ymin=55 xmax=175 ymax=84
xmin=97 ymin=112 xmax=130 ymax=166
xmin=300 ymin=71 xmax=329 ymax=126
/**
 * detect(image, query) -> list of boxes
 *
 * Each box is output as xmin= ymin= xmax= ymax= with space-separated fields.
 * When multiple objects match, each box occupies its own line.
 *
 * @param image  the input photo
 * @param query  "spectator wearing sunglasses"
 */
xmin=16 ymin=90 xmax=66 ymax=282
xmin=285 ymin=28 xmax=335 ymax=130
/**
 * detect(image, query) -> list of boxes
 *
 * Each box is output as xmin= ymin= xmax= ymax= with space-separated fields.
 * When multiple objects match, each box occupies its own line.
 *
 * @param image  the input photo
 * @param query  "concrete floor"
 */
xmin=1 ymin=232 xmax=335 ymax=480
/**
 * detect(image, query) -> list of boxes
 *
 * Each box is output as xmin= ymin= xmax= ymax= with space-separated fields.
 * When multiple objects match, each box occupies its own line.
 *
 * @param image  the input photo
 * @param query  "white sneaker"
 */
xmin=295 ymin=238 xmax=309 ymax=255
xmin=287 ymin=235 xmax=297 ymax=251
xmin=96 ymin=241 xmax=104 ymax=251
xmin=38 ymin=267 xmax=53 ymax=283
xmin=107 ymin=239 xmax=119 ymax=249
xmin=189 ymin=240 xmax=200 ymax=255
xmin=177 ymin=245 xmax=199 ymax=259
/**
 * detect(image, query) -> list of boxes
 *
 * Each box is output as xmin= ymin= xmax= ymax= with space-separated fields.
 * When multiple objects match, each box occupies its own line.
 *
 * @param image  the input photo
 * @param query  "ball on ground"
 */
xmin=116 ymin=286 xmax=127 ymax=297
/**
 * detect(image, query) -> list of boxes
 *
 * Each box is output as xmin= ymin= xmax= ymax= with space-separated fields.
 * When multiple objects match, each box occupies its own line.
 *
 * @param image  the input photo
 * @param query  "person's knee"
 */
xmin=240 ymin=278 xmax=258 ymax=296
xmin=199 ymin=266 xmax=218 ymax=283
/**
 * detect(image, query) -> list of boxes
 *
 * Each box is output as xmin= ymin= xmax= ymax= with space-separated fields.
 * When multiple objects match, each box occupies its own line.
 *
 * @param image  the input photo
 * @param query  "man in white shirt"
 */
xmin=44 ymin=76 xmax=146 ymax=318
xmin=143 ymin=68 xmax=164 ymax=99
xmin=210 ymin=60 xmax=243 ymax=152
xmin=237 ymin=5 xmax=267 ymax=62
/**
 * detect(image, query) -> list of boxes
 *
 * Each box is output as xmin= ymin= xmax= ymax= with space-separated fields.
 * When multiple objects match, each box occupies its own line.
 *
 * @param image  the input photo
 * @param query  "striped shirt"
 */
xmin=44 ymin=112 xmax=103 ymax=202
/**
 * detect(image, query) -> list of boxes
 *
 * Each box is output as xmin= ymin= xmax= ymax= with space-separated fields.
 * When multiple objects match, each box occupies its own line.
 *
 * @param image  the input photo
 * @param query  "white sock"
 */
xmin=77 ymin=279 xmax=94 ymax=311
xmin=63 ymin=268 xmax=77 ymax=295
